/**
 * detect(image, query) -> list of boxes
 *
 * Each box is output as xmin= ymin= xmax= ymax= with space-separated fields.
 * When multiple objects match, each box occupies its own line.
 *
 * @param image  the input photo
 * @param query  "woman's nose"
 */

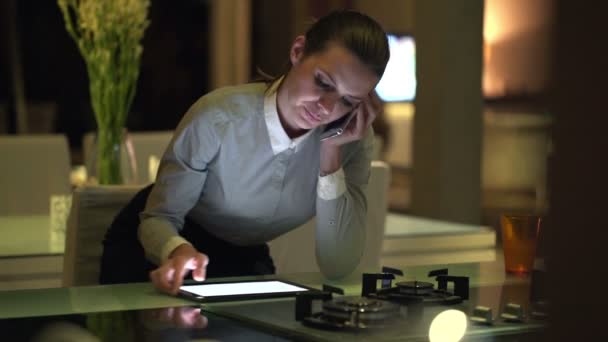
xmin=318 ymin=95 xmax=337 ymax=115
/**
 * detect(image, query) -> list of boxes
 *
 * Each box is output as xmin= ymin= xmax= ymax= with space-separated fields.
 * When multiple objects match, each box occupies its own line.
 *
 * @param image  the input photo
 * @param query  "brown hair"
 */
xmin=258 ymin=10 xmax=389 ymax=84
xmin=302 ymin=10 xmax=390 ymax=79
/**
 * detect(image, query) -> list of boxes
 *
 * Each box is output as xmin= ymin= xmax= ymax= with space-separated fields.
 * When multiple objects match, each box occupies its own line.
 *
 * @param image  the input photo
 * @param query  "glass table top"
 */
xmin=0 ymin=283 xmax=545 ymax=342
xmin=0 ymin=263 xmax=547 ymax=341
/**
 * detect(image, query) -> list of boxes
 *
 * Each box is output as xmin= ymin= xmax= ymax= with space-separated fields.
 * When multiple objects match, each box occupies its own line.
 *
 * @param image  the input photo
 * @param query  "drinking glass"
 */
xmin=500 ymin=214 xmax=542 ymax=274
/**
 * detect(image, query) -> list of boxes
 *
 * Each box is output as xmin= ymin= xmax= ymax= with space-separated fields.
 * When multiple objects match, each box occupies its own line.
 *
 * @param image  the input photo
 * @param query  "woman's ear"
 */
xmin=290 ymin=35 xmax=306 ymax=66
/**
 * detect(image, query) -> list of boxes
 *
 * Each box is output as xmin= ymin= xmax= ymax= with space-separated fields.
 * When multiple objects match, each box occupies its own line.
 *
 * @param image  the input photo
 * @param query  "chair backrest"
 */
xmin=372 ymin=135 xmax=384 ymax=161
xmin=268 ymin=160 xmax=392 ymax=275
xmin=63 ymin=185 xmax=141 ymax=287
xmin=83 ymin=130 xmax=173 ymax=185
xmin=0 ymin=134 xmax=71 ymax=215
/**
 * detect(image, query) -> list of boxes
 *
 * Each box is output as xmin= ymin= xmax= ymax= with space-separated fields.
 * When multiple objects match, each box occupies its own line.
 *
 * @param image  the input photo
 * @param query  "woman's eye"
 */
xmin=314 ymin=76 xmax=331 ymax=90
xmin=341 ymin=98 xmax=354 ymax=108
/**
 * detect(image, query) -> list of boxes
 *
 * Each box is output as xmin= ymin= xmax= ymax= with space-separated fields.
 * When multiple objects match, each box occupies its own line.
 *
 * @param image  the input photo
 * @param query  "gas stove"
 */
xmin=294 ymin=267 xmax=469 ymax=331
xmin=202 ymin=267 xmax=548 ymax=341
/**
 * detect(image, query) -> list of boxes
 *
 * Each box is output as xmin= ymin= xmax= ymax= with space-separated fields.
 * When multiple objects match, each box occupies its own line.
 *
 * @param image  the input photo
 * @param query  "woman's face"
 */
xmin=276 ymin=37 xmax=379 ymax=137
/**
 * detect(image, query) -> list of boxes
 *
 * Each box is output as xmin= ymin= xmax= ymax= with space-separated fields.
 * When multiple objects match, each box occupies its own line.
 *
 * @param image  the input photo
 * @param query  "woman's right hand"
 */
xmin=149 ymin=243 xmax=209 ymax=295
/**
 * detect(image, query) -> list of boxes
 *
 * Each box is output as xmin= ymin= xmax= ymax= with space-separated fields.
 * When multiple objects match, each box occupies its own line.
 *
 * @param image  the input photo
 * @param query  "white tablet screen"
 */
xmin=180 ymin=280 xmax=309 ymax=298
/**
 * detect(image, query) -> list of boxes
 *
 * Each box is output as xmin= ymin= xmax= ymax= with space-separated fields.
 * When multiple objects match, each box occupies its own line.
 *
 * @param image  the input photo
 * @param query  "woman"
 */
xmin=100 ymin=9 xmax=390 ymax=295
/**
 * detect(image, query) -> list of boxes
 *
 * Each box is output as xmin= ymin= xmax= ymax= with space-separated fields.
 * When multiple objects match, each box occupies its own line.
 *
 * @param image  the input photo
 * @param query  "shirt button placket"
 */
xmin=273 ymin=153 xmax=287 ymax=189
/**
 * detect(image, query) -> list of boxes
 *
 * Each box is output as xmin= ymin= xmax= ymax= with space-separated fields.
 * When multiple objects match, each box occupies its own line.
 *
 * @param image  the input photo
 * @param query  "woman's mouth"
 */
xmin=303 ymin=107 xmax=322 ymax=124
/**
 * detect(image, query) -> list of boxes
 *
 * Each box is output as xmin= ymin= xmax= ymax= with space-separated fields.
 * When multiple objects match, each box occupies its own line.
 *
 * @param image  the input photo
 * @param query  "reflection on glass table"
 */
xmin=1 ymin=306 xmax=288 ymax=342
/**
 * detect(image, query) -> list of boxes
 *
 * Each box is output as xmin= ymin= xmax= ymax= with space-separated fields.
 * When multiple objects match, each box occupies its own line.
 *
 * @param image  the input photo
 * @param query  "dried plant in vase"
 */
xmin=58 ymin=0 xmax=150 ymax=184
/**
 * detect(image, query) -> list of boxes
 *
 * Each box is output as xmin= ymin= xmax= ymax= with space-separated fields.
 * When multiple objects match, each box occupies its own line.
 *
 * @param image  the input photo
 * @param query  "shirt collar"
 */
xmin=264 ymin=77 xmax=315 ymax=155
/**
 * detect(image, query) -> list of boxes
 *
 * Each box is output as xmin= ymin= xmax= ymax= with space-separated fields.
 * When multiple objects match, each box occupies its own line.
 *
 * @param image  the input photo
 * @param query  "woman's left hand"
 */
xmin=322 ymin=90 xmax=382 ymax=147
xmin=318 ymin=91 xmax=381 ymax=176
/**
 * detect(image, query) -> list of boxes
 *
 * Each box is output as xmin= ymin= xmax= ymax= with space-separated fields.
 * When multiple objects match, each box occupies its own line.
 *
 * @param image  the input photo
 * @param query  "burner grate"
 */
xmin=296 ymin=287 xmax=403 ymax=330
xmin=396 ymin=281 xmax=435 ymax=295
xmin=322 ymin=297 xmax=400 ymax=321
xmin=362 ymin=268 xmax=470 ymax=306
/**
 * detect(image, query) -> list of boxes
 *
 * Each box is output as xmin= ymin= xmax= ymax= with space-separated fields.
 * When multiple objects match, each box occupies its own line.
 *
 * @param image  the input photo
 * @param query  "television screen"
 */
xmin=375 ymin=34 xmax=416 ymax=102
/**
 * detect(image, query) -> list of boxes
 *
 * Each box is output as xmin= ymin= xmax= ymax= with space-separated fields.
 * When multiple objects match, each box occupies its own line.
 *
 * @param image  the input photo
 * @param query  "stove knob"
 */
xmin=500 ymin=303 xmax=525 ymax=323
xmin=530 ymin=300 xmax=549 ymax=320
xmin=470 ymin=306 xmax=493 ymax=325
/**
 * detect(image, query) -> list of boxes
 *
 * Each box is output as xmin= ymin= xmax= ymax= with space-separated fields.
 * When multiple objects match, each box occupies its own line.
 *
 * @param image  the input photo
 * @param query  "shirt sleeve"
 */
xmin=314 ymin=129 xmax=374 ymax=279
xmin=138 ymin=99 xmax=222 ymax=265
xmin=317 ymin=168 xmax=346 ymax=200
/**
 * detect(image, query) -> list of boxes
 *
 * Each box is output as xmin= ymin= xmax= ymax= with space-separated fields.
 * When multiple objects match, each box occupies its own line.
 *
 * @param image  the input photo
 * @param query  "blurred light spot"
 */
xmin=429 ymin=309 xmax=467 ymax=342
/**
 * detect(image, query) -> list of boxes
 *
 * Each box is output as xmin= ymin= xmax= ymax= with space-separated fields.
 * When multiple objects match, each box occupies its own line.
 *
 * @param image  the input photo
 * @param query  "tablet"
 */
xmin=178 ymin=279 xmax=317 ymax=302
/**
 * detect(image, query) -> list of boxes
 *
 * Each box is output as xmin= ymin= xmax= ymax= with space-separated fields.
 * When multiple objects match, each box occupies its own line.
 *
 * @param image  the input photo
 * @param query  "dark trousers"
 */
xmin=99 ymin=184 xmax=275 ymax=284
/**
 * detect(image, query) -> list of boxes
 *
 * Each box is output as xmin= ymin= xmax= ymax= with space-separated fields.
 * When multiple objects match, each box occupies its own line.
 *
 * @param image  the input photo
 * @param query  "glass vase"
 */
xmin=88 ymin=128 xmax=137 ymax=185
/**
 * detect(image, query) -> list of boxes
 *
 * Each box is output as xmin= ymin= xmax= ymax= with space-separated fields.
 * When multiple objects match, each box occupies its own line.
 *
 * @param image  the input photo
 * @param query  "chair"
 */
xmin=62 ymin=185 xmax=141 ymax=287
xmin=372 ymin=135 xmax=384 ymax=161
xmin=268 ymin=160 xmax=392 ymax=275
xmin=83 ymin=130 xmax=173 ymax=185
xmin=0 ymin=134 xmax=71 ymax=215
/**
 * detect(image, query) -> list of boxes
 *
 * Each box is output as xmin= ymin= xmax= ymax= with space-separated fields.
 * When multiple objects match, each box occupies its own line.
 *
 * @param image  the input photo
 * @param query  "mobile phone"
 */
xmin=178 ymin=279 xmax=317 ymax=303
xmin=319 ymin=109 xmax=358 ymax=141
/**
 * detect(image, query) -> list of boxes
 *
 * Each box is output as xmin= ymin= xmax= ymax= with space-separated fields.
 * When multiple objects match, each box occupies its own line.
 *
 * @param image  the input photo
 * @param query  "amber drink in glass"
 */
xmin=500 ymin=214 xmax=541 ymax=274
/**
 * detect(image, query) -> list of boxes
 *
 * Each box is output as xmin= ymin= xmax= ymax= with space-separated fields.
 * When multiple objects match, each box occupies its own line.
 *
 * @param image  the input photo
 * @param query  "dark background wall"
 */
xmin=0 ymin=0 xmax=210 ymax=155
xmin=546 ymin=1 xmax=608 ymax=339
xmin=251 ymin=0 xmax=293 ymax=79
